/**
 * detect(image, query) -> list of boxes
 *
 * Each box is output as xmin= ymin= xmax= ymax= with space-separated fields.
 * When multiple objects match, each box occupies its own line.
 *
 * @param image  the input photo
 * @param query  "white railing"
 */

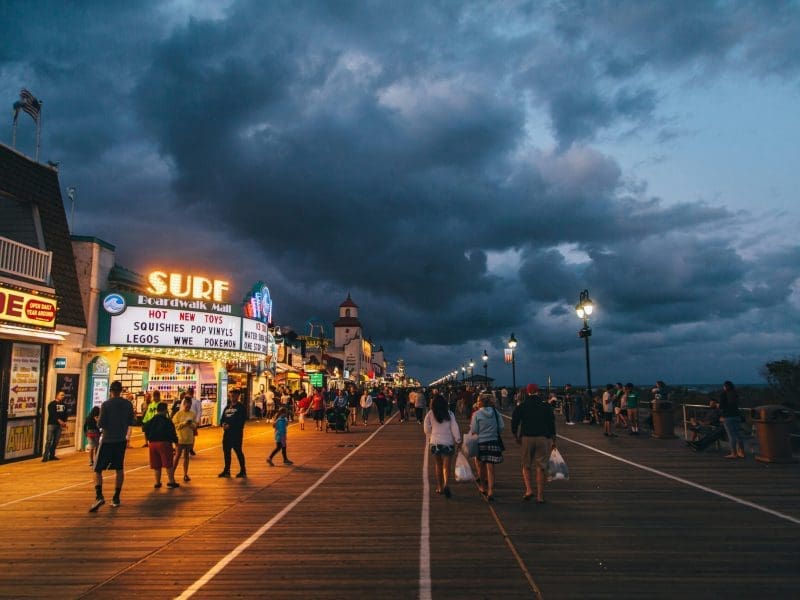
xmin=0 ymin=235 xmax=52 ymax=284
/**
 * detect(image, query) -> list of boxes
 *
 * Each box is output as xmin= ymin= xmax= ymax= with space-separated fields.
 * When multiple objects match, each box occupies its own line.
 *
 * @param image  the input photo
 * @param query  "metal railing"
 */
xmin=0 ymin=235 xmax=52 ymax=284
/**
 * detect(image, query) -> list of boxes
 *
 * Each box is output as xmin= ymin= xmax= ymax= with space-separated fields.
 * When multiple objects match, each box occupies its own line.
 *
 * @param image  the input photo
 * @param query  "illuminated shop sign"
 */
xmin=241 ymin=318 xmax=269 ymax=354
xmin=146 ymin=271 xmax=230 ymax=303
xmin=0 ymin=284 xmax=57 ymax=329
xmin=242 ymin=281 xmax=272 ymax=324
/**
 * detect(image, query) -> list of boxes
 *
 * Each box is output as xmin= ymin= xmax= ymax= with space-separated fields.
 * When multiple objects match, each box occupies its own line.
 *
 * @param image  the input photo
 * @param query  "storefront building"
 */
xmin=72 ymin=244 xmax=275 ymax=434
xmin=0 ymin=143 xmax=87 ymax=463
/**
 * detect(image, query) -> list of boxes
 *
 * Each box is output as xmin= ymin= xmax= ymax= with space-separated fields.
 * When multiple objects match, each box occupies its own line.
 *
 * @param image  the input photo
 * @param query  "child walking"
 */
xmin=173 ymin=396 xmax=197 ymax=482
xmin=267 ymin=407 xmax=293 ymax=466
xmin=84 ymin=406 xmax=101 ymax=468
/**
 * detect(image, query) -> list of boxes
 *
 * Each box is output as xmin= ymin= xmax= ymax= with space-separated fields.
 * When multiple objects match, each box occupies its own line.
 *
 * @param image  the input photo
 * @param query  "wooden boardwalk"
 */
xmin=1 ymin=410 xmax=798 ymax=599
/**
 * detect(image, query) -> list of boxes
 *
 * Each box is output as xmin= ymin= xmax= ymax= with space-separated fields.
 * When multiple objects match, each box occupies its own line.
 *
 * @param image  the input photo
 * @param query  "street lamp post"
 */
xmin=576 ymin=289 xmax=594 ymax=400
xmin=482 ymin=350 xmax=489 ymax=389
xmin=469 ymin=359 xmax=475 ymax=387
xmin=461 ymin=364 xmax=466 ymax=383
xmin=508 ymin=333 xmax=517 ymax=395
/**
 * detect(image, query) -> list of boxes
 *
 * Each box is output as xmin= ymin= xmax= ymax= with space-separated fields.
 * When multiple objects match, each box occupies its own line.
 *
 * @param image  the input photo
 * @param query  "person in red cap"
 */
xmin=511 ymin=383 xmax=556 ymax=503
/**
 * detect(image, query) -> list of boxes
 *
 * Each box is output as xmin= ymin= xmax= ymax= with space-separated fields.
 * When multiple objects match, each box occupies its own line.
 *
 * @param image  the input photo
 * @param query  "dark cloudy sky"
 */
xmin=3 ymin=1 xmax=799 ymax=387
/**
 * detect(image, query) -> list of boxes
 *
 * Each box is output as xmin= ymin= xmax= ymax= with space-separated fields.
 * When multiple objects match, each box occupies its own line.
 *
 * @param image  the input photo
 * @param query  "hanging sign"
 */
xmin=0 ymin=284 xmax=57 ymax=329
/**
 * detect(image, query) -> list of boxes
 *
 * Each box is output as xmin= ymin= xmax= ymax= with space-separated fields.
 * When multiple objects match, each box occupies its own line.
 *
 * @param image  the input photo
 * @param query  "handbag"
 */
xmin=493 ymin=408 xmax=505 ymax=451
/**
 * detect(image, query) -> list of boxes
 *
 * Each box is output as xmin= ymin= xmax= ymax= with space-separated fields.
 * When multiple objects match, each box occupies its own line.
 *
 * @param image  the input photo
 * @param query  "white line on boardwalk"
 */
xmin=557 ymin=433 xmax=800 ymax=526
xmin=174 ymin=419 xmax=394 ymax=600
xmin=419 ymin=442 xmax=432 ymax=600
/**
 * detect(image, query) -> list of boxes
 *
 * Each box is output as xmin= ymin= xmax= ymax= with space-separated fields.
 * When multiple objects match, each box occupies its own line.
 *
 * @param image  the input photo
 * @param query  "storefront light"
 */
xmin=0 ymin=324 xmax=71 ymax=341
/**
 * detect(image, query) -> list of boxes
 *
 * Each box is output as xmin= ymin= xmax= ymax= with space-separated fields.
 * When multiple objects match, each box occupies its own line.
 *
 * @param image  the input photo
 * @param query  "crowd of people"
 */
xmin=72 ymin=375 xmax=740 ymax=513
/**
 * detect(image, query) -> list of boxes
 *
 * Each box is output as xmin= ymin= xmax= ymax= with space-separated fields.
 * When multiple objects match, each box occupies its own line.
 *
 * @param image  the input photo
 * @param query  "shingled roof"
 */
xmin=0 ymin=143 xmax=86 ymax=329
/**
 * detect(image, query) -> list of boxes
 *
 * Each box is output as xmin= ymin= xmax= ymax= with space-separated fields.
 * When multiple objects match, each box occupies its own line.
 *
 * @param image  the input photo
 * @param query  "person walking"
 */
xmin=219 ymin=389 xmax=247 ymax=478
xmin=141 ymin=392 xmax=159 ymax=448
xmin=423 ymin=392 xmax=460 ymax=498
xmin=720 ymin=380 xmax=745 ymax=459
xmin=469 ymin=392 xmax=505 ymax=501
xmin=187 ymin=387 xmax=202 ymax=455
xmin=374 ymin=388 xmax=388 ymax=425
xmin=89 ymin=380 xmax=135 ymax=512
xmin=624 ymin=383 xmax=640 ymax=435
xmin=359 ymin=389 xmax=373 ymax=425
xmin=267 ymin=407 xmax=293 ymax=466
xmin=173 ymin=396 xmax=198 ymax=482
xmin=43 ymin=391 xmax=68 ymax=461
xmin=511 ymin=383 xmax=556 ymax=503
xmin=84 ymin=406 xmax=101 ymax=468
xmin=310 ymin=388 xmax=325 ymax=431
xmin=396 ymin=387 xmax=408 ymax=423
xmin=602 ymin=384 xmax=616 ymax=437
xmin=414 ymin=388 xmax=428 ymax=424
xmin=143 ymin=402 xmax=180 ymax=489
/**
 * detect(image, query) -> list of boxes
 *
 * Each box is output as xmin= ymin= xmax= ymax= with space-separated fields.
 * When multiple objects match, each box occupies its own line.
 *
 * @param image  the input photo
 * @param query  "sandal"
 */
xmin=434 ymin=488 xmax=442 ymax=495
xmin=523 ymin=493 xmax=534 ymax=501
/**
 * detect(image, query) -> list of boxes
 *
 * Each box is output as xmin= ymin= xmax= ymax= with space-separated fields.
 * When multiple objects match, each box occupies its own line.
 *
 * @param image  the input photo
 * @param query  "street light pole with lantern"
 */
xmin=469 ymin=359 xmax=475 ymax=387
xmin=508 ymin=333 xmax=517 ymax=396
xmin=482 ymin=350 xmax=489 ymax=389
xmin=575 ymin=289 xmax=594 ymax=400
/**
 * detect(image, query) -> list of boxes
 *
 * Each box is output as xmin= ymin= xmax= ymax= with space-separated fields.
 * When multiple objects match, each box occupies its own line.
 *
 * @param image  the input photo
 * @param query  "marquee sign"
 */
xmin=97 ymin=291 xmax=267 ymax=355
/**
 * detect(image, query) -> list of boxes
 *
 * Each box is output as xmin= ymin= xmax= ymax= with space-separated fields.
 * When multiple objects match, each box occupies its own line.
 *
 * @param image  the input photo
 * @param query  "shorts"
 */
xmin=430 ymin=444 xmax=455 ymax=456
xmin=313 ymin=409 xmax=325 ymax=421
xmin=603 ymin=412 xmax=614 ymax=423
xmin=94 ymin=440 xmax=127 ymax=472
xmin=619 ymin=408 xmax=628 ymax=416
xmin=149 ymin=441 xmax=174 ymax=470
xmin=520 ymin=436 xmax=550 ymax=471
xmin=477 ymin=440 xmax=504 ymax=464
xmin=86 ymin=434 xmax=99 ymax=450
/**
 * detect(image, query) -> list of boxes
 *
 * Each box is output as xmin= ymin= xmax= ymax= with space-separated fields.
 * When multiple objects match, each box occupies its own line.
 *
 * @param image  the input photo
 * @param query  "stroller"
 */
xmin=325 ymin=406 xmax=350 ymax=433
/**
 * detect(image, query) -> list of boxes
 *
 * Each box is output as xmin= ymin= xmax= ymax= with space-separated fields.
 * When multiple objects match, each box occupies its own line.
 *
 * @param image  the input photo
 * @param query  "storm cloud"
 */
xmin=2 ymin=0 xmax=798 ymax=385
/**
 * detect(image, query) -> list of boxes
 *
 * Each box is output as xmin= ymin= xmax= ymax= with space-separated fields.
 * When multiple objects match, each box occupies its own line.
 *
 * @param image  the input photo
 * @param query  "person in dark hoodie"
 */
xmin=219 ymin=389 xmax=247 ymax=478
xmin=143 ymin=402 xmax=180 ymax=489
xmin=511 ymin=384 xmax=556 ymax=503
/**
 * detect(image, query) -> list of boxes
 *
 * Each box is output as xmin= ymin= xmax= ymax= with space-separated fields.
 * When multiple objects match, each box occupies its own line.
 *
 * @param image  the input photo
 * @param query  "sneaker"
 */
xmin=267 ymin=458 xmax=274 ymax=467
xmin=51 ymin=456 xmax=60 ymax=461
xmin=111 ymin=497 xmax=121 ymax=507
xmin=88 ymin=498 xmax=105 ymax=512
xmin=154 ymin=482 xmax=162 ymax=489
xmin=235 ymin=471 xmax=247 ymax=478
xmin=283 ymin=460 xmax=293 ymax=466
xmin=166 ymin=482 xmax=180 ymax=488
xmin=218 ymin=470 xmax=231 ymax=478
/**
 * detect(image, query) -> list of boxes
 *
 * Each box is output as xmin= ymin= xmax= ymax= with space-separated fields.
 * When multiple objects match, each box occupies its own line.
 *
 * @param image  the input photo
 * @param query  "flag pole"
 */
xmin=35 ymin=100 xmax=42 ymax=162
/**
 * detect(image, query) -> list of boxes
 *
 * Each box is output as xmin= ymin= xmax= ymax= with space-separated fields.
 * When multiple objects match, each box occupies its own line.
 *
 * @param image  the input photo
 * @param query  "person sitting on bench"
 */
xmin=687 ymin=399 xmax=723 ymax=451
xmin=688 ymin=398 xmax=721 ymax=441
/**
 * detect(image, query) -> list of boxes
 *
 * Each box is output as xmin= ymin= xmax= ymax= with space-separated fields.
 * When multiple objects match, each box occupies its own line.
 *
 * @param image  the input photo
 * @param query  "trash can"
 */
xmin=651 ymin=400 xmax=676 ymax=439
xmin=751 ymin=405 xmax=797 ymax=464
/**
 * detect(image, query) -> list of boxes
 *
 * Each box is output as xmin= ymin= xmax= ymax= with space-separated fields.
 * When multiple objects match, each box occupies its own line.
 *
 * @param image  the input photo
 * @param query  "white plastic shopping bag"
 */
xmin=454 ymin=450 xmax=474 ymax=482
xmin=462 ymin=432 xmax=479 ymax=459
xmin=547 ymin=448 xmax=569 ymax=481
